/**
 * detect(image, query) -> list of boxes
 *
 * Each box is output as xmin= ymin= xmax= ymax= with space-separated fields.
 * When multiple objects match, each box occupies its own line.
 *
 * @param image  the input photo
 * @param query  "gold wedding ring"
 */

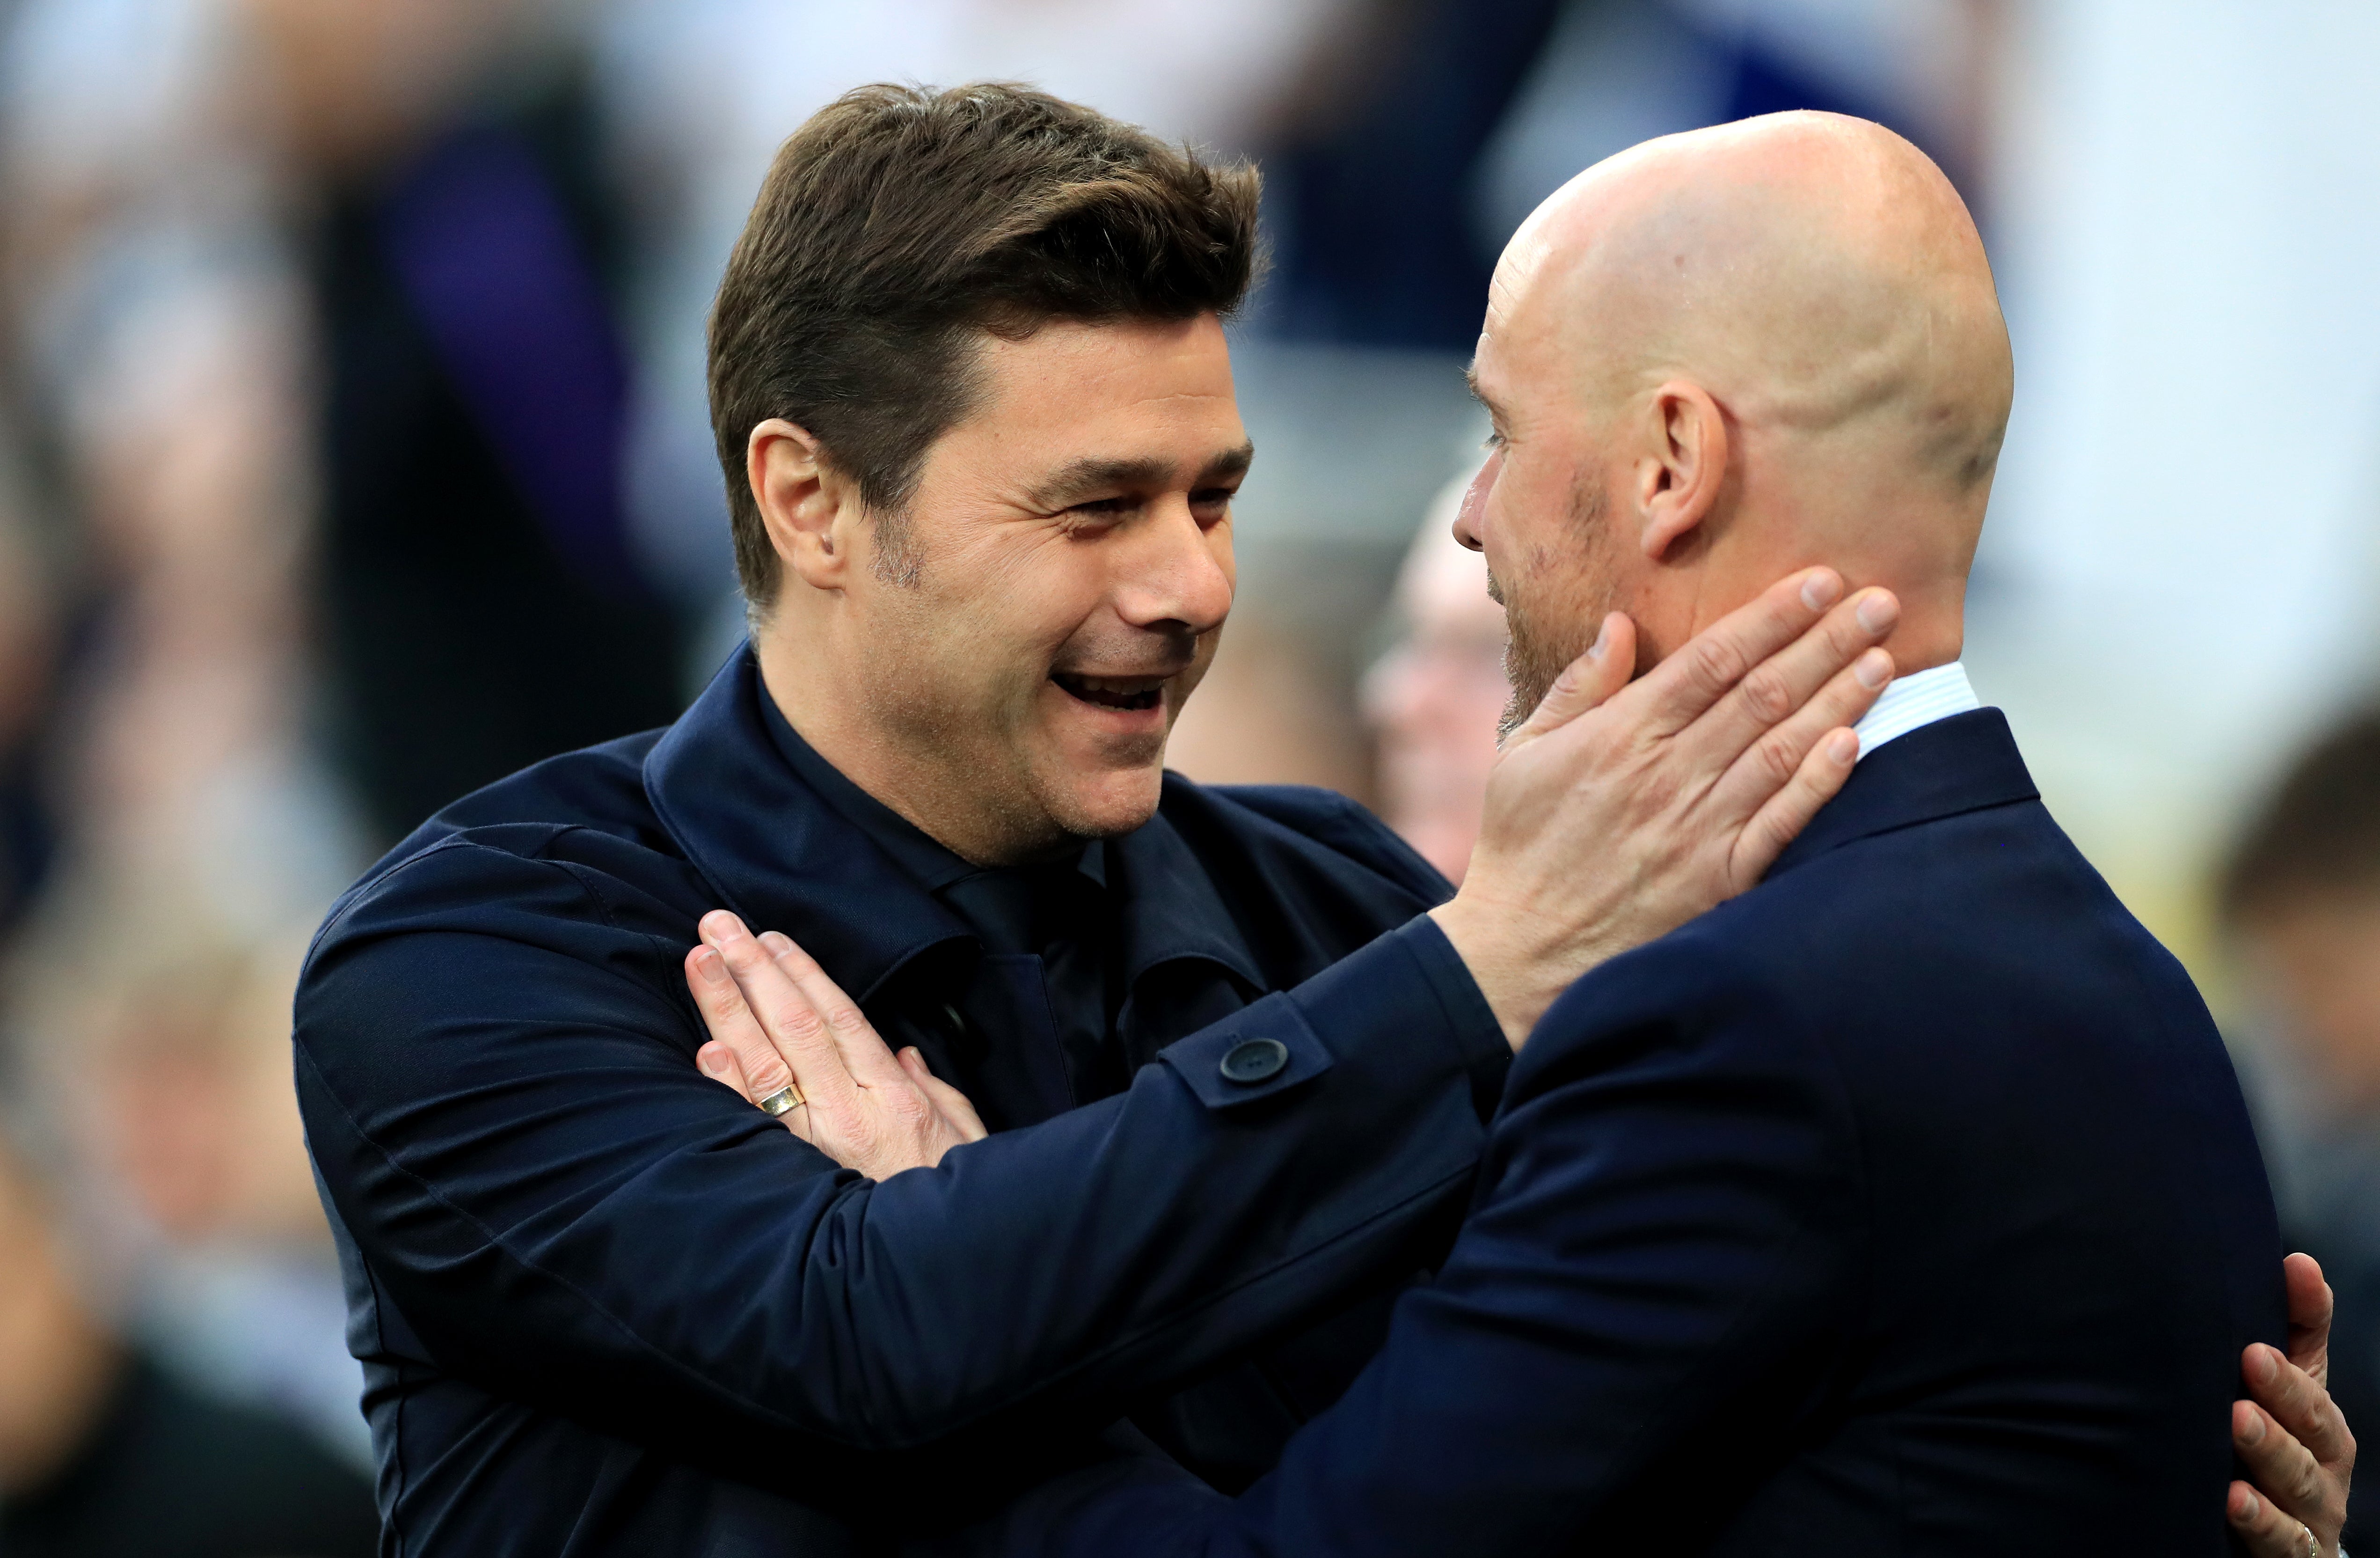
xmin=757 ymin=1083 xmax=804 ymax=1117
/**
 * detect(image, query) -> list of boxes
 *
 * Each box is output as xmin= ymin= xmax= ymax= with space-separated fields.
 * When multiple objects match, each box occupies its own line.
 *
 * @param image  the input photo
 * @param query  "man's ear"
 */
xmin=1632 ymin=381 xmax=1728 ymax=562
xmin=747 ymin=419 xmax=861 ymax=592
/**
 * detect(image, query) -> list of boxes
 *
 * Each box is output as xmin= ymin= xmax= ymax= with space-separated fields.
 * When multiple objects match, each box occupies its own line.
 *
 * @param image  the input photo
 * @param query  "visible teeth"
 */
xmin=1053 ymin=672 xmax=1165 ymax=710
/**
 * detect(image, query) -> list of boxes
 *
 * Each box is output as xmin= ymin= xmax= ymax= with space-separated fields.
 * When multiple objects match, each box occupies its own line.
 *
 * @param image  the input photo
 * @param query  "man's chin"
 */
xmin=1037 ymin=760 xmax=1167 ymax=841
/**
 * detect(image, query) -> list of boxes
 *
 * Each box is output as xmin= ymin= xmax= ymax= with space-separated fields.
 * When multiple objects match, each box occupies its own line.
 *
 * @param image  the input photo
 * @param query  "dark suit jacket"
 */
xmin=964 ymin=709 xmax=2285 ymax=1557
xmin=294 ymin=650 xmax=1506 ymax=1554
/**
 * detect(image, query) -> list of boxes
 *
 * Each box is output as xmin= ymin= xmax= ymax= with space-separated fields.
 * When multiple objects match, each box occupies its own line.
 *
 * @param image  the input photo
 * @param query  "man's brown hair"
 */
xmin=2222 ymin=708 xmax=2380 ymax=926
xmin=708 ymin=82 xmax=1261 ymax=608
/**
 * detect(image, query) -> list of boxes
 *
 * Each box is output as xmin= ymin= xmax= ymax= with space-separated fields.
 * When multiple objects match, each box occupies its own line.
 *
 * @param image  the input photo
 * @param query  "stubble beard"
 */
xmin=1493 ymin=477 xmax=1619 ymax=743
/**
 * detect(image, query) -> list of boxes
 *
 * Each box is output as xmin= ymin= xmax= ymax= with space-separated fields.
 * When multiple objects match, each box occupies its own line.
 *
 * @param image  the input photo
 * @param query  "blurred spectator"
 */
xmin=2220 ymin=708 xmax=2380 ymax=1552
xmin=247 ymin=0 xmax=689 ymax=843
xmin=0 ymin=1126 xmax=377 ymax=1556
xmin=0 ymin=422 xmax=59 ymax=937
xmin=1263 ymin=0 xmax=1965 ymax=352
xmin=1359 ymin=478 xmax=1509 ymax=883
xmin=4 ymin=880 xmax=370 ymax=1460
xmin=1255 ymin=0 xmax=1565 ymax=348
xmin=1 ymin=0 xmax=363 ymax=936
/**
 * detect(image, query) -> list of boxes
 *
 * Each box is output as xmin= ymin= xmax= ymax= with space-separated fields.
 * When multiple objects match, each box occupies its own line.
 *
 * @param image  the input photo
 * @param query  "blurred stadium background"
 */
xmin=2 ymin=0 xmax=2378 ymax=1549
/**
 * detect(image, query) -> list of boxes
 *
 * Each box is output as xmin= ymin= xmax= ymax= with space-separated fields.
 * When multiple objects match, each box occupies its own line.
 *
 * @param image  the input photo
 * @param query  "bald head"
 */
xmin=1461 ymin=112 xmax=2010 ymax=701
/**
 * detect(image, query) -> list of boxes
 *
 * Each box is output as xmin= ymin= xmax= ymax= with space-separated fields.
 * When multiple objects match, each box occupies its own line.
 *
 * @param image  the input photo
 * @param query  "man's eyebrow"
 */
xmin=1027 ymin=456 xmax=1171 ymax=511
xmin=1198 ymin=441 xmax=1256 ymax=484
xmin=1026 ymin=442 xmax=1255 ymax=510
xmin=1464 ymin=365 xmax=1505 ymax=421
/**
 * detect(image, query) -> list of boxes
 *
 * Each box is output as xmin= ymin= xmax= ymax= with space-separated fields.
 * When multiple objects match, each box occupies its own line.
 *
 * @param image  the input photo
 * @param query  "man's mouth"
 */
xmin=1051 ymin=672 xmax=1167 ymax=712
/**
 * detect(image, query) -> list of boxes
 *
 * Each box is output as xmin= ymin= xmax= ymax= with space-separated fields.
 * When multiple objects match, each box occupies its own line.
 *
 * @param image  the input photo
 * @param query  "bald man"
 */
xmin=932 ymin=112 xmax=2330 ymax=1558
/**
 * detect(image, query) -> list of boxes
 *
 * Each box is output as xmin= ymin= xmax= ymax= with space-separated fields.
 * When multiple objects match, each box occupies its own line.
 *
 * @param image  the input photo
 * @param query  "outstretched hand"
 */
xmin=684 ymin=911 xmax=986 ymax=1180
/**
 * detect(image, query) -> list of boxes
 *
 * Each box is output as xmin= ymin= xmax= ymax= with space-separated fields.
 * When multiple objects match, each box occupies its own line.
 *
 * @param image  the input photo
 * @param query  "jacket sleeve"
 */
xmin=936 ymin=928 xmax=1862 ymax=1558
xmin=294 ymin=837 xmax=1506 ymax=1469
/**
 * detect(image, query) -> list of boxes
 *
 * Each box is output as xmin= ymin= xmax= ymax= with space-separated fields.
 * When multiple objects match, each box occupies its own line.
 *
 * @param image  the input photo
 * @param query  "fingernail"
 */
xmin=759 ymin=931 xmax=792 ymax=955
xmin=700 ymin=911 xmax=746 ymax=946
xmin=1827 ymin=729 xmax=1858 ymax=765
xmin=1854 ymin=589 xmax=1898 ymax=635
xmin=2239 ymin=1410 xmax=2265 ymax=1444
xmin=698 ymin=1046 xmax=730 ymax=1077
xmin=2251 ymin=1346 xmax=2278 ymax=1386
xmin=2232 ymin=1487 xmax=2258 ymax=1522
xmin=1854 ymin=648 xmax=1892 ymax=690
xmin=1800 ymin=570 xmax=1841 ymax=611
xmin=1587 ymin=616 xmax=1612 ymax=661
xmin=694 ymin=948 xmax=730 ymax=984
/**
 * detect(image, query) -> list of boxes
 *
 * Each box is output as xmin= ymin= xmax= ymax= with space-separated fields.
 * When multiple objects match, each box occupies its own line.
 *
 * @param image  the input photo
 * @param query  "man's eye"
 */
xmin=1069 ymin=498 xmax=1131 ymax=518
xmin=1483 ymin=430 xmax=1507 ymax=451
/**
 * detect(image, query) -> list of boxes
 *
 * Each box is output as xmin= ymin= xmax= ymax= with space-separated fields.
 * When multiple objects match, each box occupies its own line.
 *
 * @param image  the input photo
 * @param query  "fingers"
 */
xmin=2236 ymin=1396 xmax=2330 ymax=1521
xmin=2285 ymin=1252 xmax=2335 ymax=1388
xmin=696 ymin=912 xmax=861 ymax=1117
xmin=1614 ymin=568 xmax=1866 ymax=741
xmin=694 ymin=1040 xmax=815 ymax=1144
xmin=756 ymin=931 xmax=912 ymax=1091
xmin=898 ymin=1047 xmax=989 ymax=1144
xmin=686 ymin=941 xmax=802 ymax=1105
xmin=1724 ymin=726 xmax=1861 ymax=891
xmin=1502 ymin=614 xmax=1634 ymax=750
xmin=1665 ymin=585 xmax=1898 ymax=778
xmin=2245 ymin=1343 xmax=2355 ymax=1469
xmin=2228 ymin=1481 xmax=2324 ymax=1558
xmin=1704 ymin=639 xmax=1892 ymax=828
xmin=694 ymin=1035 xmax=756 ymax=1105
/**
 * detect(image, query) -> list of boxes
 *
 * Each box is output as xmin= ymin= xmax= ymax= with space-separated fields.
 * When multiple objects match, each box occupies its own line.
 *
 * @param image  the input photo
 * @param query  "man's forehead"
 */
xmin=1472 ymin=251 xmax=1554 ymax=422
xmin=1484 ymin=221 xmax=1557 ymax=339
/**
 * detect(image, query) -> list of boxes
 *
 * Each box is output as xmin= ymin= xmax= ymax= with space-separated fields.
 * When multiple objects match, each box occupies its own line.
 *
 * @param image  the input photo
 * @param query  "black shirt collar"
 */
xmin=644 ymin=647 xmax=1256 ymax=998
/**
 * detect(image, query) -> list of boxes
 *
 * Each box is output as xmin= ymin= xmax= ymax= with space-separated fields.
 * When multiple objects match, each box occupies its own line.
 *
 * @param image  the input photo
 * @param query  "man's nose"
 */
xmin=1113 ymin=504 xmax=1234 ymax=634
xmin=1452 ymin=451 xmax=1499 ymax=553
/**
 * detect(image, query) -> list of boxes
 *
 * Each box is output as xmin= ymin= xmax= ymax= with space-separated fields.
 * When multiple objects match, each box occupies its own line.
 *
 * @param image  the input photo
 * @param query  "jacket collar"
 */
xmin=642 ymin=647 xmax=1261 ymax=1002
xmin=1106 ymin=802 xmax=1264 ymax=993
xmin=1767 ymin=707 xmax=2038 ymax=879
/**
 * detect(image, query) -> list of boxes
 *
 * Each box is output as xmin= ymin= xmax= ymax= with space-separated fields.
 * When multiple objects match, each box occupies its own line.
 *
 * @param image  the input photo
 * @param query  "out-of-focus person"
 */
xmin=0 ymin=425 xmax=58 ymax=937
xmin=0 ymin=0 xmax=365 ymax=934
xmin=0 ymin=1125 xmax=378 ymax=1556
xmin=2222 ymin=708 xmax=2380 ymax=1553
xmin=1359 ymin=478 xmax=1511 ymax=883
xmin=5 ymin=885 xmax=371 ymax=1471
xmin=243 ymin=0 xmax=689 ymax=843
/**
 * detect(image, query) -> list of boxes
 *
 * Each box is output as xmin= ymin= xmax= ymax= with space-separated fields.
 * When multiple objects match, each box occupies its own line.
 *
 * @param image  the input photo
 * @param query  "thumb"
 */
xmin=1505 ymin=613 xmax=1634 ymax=751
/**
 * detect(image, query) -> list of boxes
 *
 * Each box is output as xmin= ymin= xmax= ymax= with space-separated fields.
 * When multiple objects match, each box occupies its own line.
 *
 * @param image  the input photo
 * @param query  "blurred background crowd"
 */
xmin=0 ymin=0 xmax=2375 ymax=1551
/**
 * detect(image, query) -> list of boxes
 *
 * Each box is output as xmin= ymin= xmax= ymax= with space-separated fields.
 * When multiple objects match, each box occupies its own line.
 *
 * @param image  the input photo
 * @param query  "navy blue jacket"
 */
xmin=293 ymin=651 xmax=1508 ymax=1554
xmin=955 ymin=710 xmax=2286 ymax=1557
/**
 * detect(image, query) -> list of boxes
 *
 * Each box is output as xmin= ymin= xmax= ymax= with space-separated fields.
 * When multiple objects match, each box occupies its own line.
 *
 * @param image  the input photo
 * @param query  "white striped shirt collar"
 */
xmin=1851 ymin=661 xmax=1980 ymax=762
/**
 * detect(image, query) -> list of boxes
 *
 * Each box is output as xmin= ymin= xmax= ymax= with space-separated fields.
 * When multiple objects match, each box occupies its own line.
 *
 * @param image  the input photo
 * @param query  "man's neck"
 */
xmin=754 ymin=631 xmax=1064 ymax=868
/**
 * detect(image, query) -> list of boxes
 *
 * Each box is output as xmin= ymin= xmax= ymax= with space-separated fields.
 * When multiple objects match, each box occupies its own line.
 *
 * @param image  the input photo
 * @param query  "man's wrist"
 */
xmin=1386 ymin=914 xmax=1512 ymax=1118
xmin=1429 ymin=897 xmax=1592 ymax=1052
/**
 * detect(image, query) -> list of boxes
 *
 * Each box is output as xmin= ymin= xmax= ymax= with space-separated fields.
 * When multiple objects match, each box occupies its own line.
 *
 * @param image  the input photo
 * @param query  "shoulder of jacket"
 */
xmin=1165 ymin=776 xmax=1455 ymax=906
